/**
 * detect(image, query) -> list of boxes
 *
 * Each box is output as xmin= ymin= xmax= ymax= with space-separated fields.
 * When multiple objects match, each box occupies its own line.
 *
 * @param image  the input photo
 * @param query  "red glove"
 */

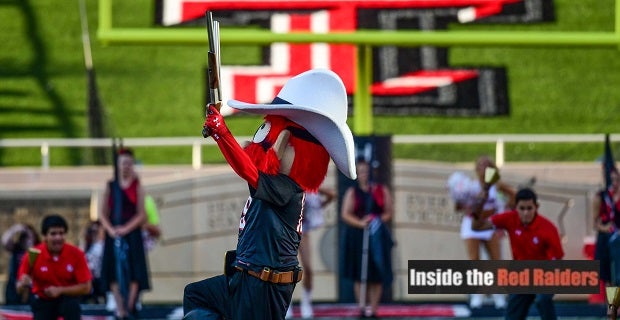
xmin=203 ymin=105 xmax=230 ymax=140
xmin=203 ymin=105 xmax=260 ymax=188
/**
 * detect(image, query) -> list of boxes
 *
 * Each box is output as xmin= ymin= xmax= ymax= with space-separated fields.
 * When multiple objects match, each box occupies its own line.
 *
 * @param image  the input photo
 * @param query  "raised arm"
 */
xmin=497 ymin=180 xmax=516 ymax=209
xmin=2 ymin=224 xmax=25 ymax=251
xmin=470 ymin=190 xmax=494 ymax=231
xmin=204 ymin=105 xmax=259 ymax=188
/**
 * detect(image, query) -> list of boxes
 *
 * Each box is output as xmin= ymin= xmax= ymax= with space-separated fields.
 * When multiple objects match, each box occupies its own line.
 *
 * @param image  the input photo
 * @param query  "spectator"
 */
xmin=100 ymin=147 xmax=150 ymax=319
xmin=286 ymin=187 xmax=335 ymax=319
xmin=341 ymin=160 xmax=394 ymax=318
xmin=15 ymin=214 xmax=92 ymax=320
xmin=449 ymin=155 xmax=515 ymax=309
xmin=82 ymin=220 xmax=106 ymax=304
xmin=2 ymin=223 xmax=40 ymax=305
xmin=105 ymin=194 xmax=161 ymax=312
xmin=472 ymin=188 xmax=564 ymax=320
xmin=592 ymin=167 xmax=620 ymax=285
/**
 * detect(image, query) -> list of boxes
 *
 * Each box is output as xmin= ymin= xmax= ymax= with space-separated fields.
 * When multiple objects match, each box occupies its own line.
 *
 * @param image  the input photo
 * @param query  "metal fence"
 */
xmin=1 ymin=133 xmax=617 ymax=170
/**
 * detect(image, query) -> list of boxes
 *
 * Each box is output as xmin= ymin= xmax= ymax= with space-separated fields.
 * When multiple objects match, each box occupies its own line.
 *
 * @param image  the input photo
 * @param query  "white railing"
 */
xmin=1 ymin=134 xmax=617 ymax=170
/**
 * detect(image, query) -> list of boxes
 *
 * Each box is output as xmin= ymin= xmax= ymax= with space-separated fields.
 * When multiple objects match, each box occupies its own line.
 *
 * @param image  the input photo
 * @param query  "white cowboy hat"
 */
xmin=227 ymin=69 xmax=357 ymax=180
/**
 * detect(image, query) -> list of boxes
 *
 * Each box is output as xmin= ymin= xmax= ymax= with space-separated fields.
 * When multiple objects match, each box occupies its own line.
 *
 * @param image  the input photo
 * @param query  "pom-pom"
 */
xmin=447 ymin=171 xmax=477 ymax=203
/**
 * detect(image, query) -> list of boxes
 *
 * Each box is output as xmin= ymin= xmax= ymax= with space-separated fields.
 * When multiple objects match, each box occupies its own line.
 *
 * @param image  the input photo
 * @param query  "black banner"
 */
xmin=159 ymin=0 xmax=556 ymax=117
xmin=408 ymin=260 xmax=599 ymax=294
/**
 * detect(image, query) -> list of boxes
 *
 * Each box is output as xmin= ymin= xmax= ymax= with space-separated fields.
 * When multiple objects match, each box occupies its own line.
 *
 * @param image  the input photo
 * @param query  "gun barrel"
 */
xmin=206 ymin=11 xmax=221 ymax=111
xmin=203 ymin=11 xmax=222 ymax=137
xmin=207 ymin=51 xmax=221 ymax=110
xmin=207 ymin=12 xmax=216 ymax=52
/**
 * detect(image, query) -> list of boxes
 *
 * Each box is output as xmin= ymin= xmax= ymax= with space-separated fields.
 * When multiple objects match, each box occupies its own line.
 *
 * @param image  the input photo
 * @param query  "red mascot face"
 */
xmin=244 ymin=115 xmax=330 ymax=192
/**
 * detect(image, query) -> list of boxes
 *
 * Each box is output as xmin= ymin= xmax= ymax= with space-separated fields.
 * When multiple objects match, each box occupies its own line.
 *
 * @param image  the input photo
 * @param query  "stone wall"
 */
xmin=0 ymin=162 xmax=602 ymax=304
xmin=0 ymin=194 xmax=92 ymax=276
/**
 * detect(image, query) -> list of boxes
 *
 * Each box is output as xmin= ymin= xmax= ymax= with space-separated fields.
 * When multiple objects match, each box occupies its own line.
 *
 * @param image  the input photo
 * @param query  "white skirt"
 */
xmin=460 ymin=215 xmax=495 ymax=240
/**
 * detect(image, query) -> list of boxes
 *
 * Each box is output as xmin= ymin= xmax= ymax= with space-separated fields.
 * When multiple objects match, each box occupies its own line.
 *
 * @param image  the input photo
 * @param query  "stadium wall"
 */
xmin=0 ymin=161 xmax=601 ymax=304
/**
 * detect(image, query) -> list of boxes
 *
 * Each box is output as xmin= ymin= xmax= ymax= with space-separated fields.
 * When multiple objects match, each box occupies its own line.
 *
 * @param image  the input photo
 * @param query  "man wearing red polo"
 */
xmin=472 ymin=188 xmax=564 ymax=320
xmin=16 ymin=214 xmax=92 ymax=320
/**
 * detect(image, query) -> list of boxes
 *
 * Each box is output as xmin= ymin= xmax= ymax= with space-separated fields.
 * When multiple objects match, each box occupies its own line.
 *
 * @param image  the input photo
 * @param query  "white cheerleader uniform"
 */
xmin=459 ymin=183 xmax=506 ymax=240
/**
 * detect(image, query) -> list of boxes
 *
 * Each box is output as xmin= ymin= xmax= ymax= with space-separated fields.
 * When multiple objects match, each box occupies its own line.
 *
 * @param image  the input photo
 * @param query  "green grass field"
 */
xmin=1 ymin=0 xmax=619 ymax=166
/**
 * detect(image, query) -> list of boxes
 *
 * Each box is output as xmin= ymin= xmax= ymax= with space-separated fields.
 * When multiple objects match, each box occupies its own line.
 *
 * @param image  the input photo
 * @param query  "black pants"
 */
xmin=183 ymin=272 xmax=295 ymax=320
xmin=31 ymin=296 xmax=81 ymax=320
xmin=609 ymin=233 xmax=620 ymax=284
xmin=505 ymin=294 xmax=556 ymax=320
xmin=595 ymin=231 xmax=612 ymax=282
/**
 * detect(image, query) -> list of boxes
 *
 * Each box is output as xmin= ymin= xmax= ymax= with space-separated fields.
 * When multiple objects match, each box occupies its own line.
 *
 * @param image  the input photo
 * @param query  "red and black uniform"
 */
xmin=184 ymin=104 xmax=329 ymax=320
xmin=101 ymin=178 xmax=150 ymax=292
xmin=236 ymin=172 xmax=304 ymax=270
xmin=17 ymin=243 xmax=91 ymax=320
xmin=595 ymin=188 xmax=620 ymax=282
xmin=342 ymin=184 xmax=393 ymax=284
xmin=490 ymin=210 xmax=564 ymax=320
xmin=184 ymin=172 xmax=304 ymax=320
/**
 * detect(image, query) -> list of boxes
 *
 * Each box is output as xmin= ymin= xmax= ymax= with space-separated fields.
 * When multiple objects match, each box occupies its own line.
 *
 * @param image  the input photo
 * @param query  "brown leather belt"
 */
xmin=235 ymin=266 xmax=303 ymax=284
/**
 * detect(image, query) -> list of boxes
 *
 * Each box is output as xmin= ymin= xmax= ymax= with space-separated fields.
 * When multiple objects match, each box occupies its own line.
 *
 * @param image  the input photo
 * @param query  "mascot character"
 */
xmin=183 ymin=69 xmax=356 ymax=320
